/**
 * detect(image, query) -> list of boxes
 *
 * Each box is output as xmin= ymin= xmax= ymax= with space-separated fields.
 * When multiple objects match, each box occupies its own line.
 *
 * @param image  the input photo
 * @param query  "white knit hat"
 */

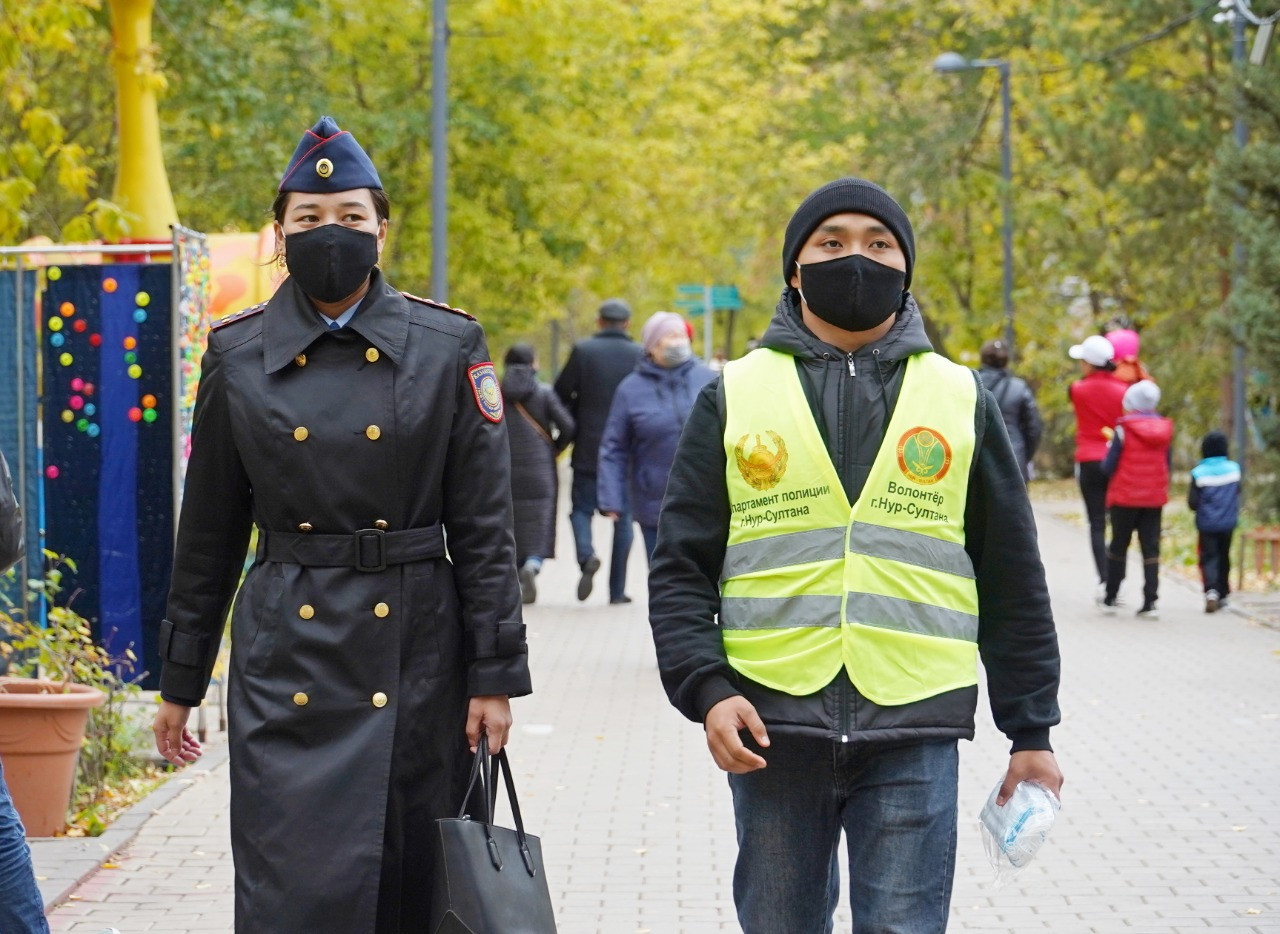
xmin=1123 ymin=380 xmax=1161 ymax=413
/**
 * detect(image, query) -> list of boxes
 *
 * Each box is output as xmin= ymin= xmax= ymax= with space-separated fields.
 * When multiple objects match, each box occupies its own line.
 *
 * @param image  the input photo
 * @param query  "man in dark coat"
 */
xmin=502 ymin=343 xmax=575 ymax=604
xmin=151 ymin=117 xmax=531 ymax=933
xmin=978 ymin=338 xmax=1043 ymax=483
xmin=554 ymin=299 xmax=643 ymax=604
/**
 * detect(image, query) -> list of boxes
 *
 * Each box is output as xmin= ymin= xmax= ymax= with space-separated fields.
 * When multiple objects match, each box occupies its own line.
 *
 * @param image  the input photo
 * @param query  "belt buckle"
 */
xmin=354 ymin=528 xmax=387 ymax=572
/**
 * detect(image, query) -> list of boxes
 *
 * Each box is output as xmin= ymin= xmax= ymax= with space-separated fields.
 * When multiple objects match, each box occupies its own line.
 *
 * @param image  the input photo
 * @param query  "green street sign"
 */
xmin=673 ymin=283 xmax=741 ymax=313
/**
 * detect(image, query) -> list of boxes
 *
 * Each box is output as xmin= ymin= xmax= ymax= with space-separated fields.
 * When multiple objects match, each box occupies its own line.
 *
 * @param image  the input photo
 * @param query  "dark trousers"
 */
xmin=1106 ymin=505 xmax=1162 ymax=606
xmin=569 ymin=470 xmax=632 ymax=601
xmin=1198 ymin=529 xmax=1234 ymax=597
xmin=1077 ymin=461 xmax=1110 ymax=582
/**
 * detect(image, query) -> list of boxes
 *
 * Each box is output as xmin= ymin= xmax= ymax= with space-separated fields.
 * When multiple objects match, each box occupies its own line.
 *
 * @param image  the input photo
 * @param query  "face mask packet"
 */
xmin=979 ymin=779 xmax=1061 ymax=886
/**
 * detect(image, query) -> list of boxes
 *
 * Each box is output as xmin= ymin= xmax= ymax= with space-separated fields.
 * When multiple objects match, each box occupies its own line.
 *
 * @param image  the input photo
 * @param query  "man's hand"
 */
xmin=152 ymin=700 xmax=202 ymax=766
xmin=600 ymin=510 xmax=620 ymax=521
xmin=997 ymin=749 xmax=1064 ymax=805
xmin=466 ymin=694 xmax=512 ymax=754
xmin=704 ymin=695 xmax=769 ymax=773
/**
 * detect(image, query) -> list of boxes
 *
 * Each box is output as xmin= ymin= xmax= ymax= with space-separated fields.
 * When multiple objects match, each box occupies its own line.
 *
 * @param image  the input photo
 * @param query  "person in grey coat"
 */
xmin=978 ymin=338 xmax=1042 ymax=482
xmin=502 ymin=343 xmax=575 ymax=604
xmin=150 ymin=117 xmax=531 ymax=934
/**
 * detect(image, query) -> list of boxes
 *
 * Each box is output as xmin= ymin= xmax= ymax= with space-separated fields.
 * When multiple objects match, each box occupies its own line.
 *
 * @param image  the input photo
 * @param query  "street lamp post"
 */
xmin=431 ymin=0 xmax=448 ymax=303
xmin=933 ymin=52 xmax=1015 ymax=359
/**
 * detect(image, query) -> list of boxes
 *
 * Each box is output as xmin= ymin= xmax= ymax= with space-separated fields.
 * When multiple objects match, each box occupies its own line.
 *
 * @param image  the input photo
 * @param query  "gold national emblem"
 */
xmin=735 ymin=431 xmax=788 ymax=491
xmin=896 ymin=426 xmax=952 ymax=485
xmin=316 ymin=158 xmax=334 ymax=178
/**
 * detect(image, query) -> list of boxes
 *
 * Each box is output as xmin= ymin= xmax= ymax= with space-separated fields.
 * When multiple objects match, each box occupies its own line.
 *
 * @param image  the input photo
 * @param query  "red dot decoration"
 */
xmin=73 ymin=319 xmax=87 ymax=333
xmin=71 ymin=378 xmax=84 ymax=391
xmin=89 ymin=333 xmax=102 ymax=348
xmin=83 ymin=382 xmax=95 ymax=396
xmin=70 ymin=396 xmax=84 ymax=410
xmin=128 ymin=407 xmax=143 ymax=422
xmin=45 ymin=465 xmax=59 ymax=479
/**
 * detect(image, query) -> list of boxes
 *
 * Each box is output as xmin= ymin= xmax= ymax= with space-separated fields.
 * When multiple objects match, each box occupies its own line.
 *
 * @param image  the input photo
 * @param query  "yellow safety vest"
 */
xmin=720 ymin=349 xmax=979 ymax=706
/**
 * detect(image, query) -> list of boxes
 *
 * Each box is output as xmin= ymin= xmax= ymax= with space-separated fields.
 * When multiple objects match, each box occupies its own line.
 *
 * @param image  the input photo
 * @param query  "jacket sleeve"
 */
xmin=1020 ymin=382 xmax=1043 ymax=460
xmin=595 ymin=383 xmax=633 ymax=515
xmin=544 ymin=384 xmax=576 ymax=454
xmin=965 ymin=387 xmax=1061 ymax=752
xmin=648 ymin=380 xmax=740 ymax=723
xmin=1100 ymin=429 xmax=1123 ymax=477
xmin=443 ymin=322 xmax=532 ymax=697
xmin=0 ymin=450 xmax=23 ymax=575
xmin=159 ymin=336 xmax=254 ymax=705
xmin=1188 ymin=474 xmax=1201 ymax=511
xmin=552 ymin=347 xmax=580 ymax=417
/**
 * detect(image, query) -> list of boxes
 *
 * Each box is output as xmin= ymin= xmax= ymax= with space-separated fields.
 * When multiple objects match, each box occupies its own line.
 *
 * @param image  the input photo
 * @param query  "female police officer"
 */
xmin=151 ymin=117 xmax=531 ymax=932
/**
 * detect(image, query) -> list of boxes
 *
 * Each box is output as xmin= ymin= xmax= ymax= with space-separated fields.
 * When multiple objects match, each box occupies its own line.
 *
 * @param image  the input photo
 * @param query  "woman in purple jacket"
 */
xmin=598 ymin=312 xmax=715 ymax=563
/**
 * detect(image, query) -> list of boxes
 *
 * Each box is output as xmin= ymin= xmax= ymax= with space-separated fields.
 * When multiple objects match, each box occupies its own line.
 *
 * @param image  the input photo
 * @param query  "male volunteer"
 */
xmin=649 ymin=178 xmax=1063 ymax=933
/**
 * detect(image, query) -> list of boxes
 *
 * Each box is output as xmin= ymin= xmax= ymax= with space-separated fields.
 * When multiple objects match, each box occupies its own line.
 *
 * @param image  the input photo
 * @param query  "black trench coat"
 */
xmin=157 ymin=271 xmax=532 ymax=933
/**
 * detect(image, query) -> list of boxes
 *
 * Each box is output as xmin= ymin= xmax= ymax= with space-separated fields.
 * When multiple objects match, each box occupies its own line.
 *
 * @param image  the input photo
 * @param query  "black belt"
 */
xmin=256 ymin=525 xmax=446 ymax=572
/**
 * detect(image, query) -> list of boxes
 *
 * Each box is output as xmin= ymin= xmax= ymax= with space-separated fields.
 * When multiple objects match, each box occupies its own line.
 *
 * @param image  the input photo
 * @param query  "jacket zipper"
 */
xmin=846 ymin=352 xmax=856 ymax=377
xmin=840 ymin=351 xmax=856 ymax=743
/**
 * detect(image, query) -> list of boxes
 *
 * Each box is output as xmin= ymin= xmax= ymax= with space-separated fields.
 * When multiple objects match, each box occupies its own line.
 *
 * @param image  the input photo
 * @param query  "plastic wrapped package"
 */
xmin=979 ymin=780 xmax=1061 ymax=883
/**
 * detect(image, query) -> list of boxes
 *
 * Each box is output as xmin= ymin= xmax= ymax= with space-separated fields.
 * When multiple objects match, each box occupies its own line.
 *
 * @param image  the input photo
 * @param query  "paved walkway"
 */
xmin=39 ymin=498 xmax=1280 ymax=933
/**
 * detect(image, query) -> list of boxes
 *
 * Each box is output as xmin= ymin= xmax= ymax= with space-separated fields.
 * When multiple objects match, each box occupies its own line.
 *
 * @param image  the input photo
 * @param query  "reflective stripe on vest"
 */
xmin=720 ymin=349 xmax=980 ymax=705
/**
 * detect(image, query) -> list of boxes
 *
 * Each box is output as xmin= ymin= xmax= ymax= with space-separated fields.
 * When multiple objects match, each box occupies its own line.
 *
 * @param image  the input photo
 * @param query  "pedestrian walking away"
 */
xmin=597 ymin=311 xmax=715 ymax=564
xmin=1099 ymin=379 xmax=1173 ymax=618
xmin=502 ymin=342 xmax=575 ymax=605
xmin=0 ymin=449 xmax=52 ymax=934
xmin=649 ymin=177 xmax=1063 ymax=933
xmin=978 ymin=337 xmax=1042 ymax=483
xmin=1188 ymin=429 xmax=1240 ymax=614
xmin=554 ymin=298 xmax=644 ymax=604
xmin=149 ymin=116 xmax=531 ymax=934
xmin=1068 ymin=333 xmax=1127 ymax=597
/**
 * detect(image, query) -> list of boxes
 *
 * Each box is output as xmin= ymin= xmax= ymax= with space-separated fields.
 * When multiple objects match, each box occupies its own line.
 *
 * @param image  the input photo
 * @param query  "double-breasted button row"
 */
xmin=295 ymin=347 xmax=379 ymax=368
xmin=293 ymin=425 xmax=383 ymax=441
xmin=292 ymin=691 xmax=388 ymax=708
xmin=296 ymin=603 xmax=390 ymax=618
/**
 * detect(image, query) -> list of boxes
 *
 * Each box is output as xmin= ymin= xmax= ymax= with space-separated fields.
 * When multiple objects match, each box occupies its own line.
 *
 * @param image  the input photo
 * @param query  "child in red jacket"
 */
xmin=1099 ymin=380 xmax=1173 ymax=617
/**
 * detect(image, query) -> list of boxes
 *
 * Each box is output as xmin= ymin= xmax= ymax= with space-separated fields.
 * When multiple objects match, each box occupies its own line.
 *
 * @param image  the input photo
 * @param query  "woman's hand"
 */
xmin=152 ymin=700 xmax=203 ymax=766
xmin=466 ymin=695 xmax=512 ymax=754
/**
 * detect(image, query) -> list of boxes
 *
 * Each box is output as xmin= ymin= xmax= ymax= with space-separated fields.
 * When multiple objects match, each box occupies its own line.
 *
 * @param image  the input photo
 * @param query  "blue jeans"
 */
xmin=0 ymin=759 xmax=50 ymax=933
xmin=727 ymin=737 xmax=958 ymax=934
xmin=569 ymin=471 xmax=632 ymax=601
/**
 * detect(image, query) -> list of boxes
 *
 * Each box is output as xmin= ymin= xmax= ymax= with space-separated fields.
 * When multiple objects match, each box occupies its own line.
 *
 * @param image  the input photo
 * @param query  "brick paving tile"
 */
xmin=40 ymin=499 xmax=1280 ymax=933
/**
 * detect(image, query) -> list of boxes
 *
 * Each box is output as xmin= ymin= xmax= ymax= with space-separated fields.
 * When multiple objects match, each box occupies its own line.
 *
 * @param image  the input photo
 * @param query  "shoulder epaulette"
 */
xmin=402 ymin=291 xmax=476 ymax=321
xmin=211 ymin=301 xmax=268 ymax=330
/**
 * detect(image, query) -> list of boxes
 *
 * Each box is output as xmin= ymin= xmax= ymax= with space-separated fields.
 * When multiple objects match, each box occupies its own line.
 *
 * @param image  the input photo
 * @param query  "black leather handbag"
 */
xmin=431 ymin=740 xmax=558 ymax=933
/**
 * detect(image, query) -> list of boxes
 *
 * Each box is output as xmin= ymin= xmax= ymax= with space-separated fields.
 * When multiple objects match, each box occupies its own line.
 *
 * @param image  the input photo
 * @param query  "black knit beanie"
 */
xmin=781 ymin=178 xmax=915 ymax=290
xmin=1201 ymin=430 xmax=1229 ymax=459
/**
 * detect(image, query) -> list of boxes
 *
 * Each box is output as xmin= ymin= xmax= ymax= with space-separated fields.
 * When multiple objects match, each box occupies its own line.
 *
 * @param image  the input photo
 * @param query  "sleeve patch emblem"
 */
xmin=468 ymin=362 xmax=504 ymax=423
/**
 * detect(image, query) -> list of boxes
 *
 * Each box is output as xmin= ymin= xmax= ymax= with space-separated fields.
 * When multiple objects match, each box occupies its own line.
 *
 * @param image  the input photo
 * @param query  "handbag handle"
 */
xmin=459 ymin=735 xmax=540 ymax=878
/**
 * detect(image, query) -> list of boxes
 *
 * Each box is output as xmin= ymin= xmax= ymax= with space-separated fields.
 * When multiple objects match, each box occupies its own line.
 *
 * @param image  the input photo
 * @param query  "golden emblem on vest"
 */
xmin=896 ymin=426 xmax=952 ymax=485
xmin=735 ymin=431 xmax=788 ymax=491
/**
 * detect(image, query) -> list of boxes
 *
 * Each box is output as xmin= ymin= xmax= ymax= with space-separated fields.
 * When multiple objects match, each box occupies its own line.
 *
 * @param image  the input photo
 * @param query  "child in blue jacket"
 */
xmin=1188 ymin=430 xmax=1241 ymax=613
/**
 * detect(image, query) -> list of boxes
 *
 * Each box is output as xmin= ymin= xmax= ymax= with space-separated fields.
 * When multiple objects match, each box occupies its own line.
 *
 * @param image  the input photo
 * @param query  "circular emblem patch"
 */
xmin=467 ymin=362 xmax=504 ymax=423
xmin=896 ymin=427 xmax=952 ymax=485
xmin=316 ymin=158 xmax=334 ymax=179
xmin=735 ymin=431 xmax=788 ymax=491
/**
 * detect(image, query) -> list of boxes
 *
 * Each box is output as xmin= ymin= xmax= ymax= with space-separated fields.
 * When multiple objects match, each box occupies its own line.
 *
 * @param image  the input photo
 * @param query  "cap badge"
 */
xmin=316 ymin=158 xmax=334 ymax=179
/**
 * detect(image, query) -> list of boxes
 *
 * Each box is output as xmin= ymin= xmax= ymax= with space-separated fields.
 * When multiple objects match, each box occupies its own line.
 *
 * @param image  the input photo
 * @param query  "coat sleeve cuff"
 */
xmin=159 ymin=691 xmax=202 ymax=707
xmin=467 ymin=653 xmax=533 ymax=698
xmin=1009 ymin=728 xmax=1053 ymax=754
xmin=694 ymin=675 xmax=741 ymax=724
xmin=159 ymin=661 xmax=209 ymax=705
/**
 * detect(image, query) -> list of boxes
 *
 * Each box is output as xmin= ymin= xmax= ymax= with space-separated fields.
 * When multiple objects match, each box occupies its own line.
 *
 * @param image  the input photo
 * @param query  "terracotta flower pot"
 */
xmin=0 ymin=677 xmax=105 ymax=837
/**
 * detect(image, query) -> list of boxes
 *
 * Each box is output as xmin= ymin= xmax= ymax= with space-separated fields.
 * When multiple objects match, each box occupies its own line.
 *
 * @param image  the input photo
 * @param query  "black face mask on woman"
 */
xmin=796 ymin=254 xmax=906 ymax=333
xmin=285 ymin=224 xmax=379 ymax=303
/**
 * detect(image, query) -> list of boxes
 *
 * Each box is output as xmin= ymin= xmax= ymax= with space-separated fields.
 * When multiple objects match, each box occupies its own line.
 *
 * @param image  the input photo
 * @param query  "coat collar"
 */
xmin=262 ymin=269 xmax=409 ymax=374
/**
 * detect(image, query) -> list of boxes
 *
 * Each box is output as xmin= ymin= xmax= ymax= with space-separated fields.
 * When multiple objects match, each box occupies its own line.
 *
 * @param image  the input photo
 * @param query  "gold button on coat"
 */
xmin=365 ymin=347 xmax=380 ymax=363
xmin=299 ymin=604 xmax=315 ymax=620
xmin=298 ymin=522 xmax=313 ymax=532
xmin=374 ymin=602 xmax=390 ymax=618
xmin=294 ymin=353 xmax=307 ymax=367
xmin=293 ymin=692 xmax=309 ymax=706
xmin=293 ymin=426 xmax=309 ymax=442
xmin=372 ymin=692 xmax=388 ymax=708
xmin=365 ymin=425 xmax=381 ymax=441
xmin=374 ymin=519 xmax=388 ymax=530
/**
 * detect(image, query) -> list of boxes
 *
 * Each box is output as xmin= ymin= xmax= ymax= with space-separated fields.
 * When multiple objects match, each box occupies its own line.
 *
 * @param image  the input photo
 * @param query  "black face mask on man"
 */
xmin=795 ymin=254 xmax=906 ymax=333
xmin=285 ymin=224 xmax=379 ymax=303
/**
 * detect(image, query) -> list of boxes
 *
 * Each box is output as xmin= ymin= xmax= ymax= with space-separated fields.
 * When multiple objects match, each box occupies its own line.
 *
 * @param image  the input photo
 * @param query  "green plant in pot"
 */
xmin=0 ymin=553 xmax=144 ymax=836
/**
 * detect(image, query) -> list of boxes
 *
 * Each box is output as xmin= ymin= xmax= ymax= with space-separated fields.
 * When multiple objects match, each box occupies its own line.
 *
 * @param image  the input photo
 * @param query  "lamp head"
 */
xmin=933 ymin=51 xmax=972 ymax=73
